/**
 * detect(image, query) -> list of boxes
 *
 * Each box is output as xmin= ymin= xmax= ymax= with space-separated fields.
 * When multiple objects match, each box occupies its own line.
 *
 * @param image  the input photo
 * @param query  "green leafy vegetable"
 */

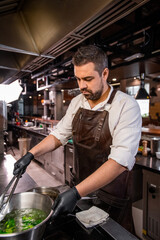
xmin=0 ymin=208 xmax=47 ymax=234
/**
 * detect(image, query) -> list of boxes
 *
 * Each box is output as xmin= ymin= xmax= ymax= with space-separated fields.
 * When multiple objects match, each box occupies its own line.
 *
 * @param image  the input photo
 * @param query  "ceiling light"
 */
xmin=112 ymin=78 xmax=117 ymax=81
xmin=0 ymin=80 xmax=23 ymax=103
xmin=135 ymin=88 xmax=150 ymax=99
xmin=135 ymin=73 xmax=150 ymax=99
xmin=124 ymin=53 xmax=144 ymax=61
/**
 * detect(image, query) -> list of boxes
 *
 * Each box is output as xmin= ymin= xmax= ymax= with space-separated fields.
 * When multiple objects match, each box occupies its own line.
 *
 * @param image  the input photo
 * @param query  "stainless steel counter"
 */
xmin=8 ymin=123 xmax=49 ymax=137
xmin=0 ymin=154 xmax=38 ymax=195
xmin=8 ymin=124 xmax=160 ymax=175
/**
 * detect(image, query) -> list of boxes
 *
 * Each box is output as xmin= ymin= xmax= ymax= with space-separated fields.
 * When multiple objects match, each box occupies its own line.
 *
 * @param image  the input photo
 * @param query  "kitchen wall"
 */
xmin=120 ymin=78 xmax=160 ymax=125
xmin=149 ymin=82 xmax=160 ymax=120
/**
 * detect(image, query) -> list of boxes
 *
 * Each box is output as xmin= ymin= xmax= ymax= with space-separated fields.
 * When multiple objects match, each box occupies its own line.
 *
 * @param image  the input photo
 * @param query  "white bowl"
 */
xmin=156 ymin=152 xmax=160 ymax=159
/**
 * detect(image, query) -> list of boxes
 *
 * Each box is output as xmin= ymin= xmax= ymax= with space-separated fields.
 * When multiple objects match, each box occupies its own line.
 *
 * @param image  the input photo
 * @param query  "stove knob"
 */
xmin=149 ymin=184 xmax=156 ymax=194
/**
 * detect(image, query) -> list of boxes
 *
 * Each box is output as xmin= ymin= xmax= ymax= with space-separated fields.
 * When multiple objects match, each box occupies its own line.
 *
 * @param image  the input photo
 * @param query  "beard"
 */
xmin=81 ymin=86 xmax=104 ymax=100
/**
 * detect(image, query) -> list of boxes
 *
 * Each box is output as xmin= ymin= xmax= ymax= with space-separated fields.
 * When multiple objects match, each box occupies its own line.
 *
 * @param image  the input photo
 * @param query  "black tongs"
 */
xmin=0 ymin=172 xmax=22 ymax=221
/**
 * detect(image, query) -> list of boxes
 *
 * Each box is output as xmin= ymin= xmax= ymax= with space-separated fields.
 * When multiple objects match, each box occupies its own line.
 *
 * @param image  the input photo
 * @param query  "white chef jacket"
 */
xmin=50 ymin=85 xmax=142 ymax=170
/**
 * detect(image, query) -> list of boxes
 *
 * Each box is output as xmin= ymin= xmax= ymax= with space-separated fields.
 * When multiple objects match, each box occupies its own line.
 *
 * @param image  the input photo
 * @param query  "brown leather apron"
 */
xmin=72 ymin=90 xmax=134 ymax=232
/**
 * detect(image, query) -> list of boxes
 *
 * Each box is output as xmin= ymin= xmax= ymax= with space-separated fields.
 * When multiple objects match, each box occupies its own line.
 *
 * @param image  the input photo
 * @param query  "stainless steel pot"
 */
xmin=27 ymin=186 xmax=59 ymax=201
xmin=0 ymin=192 xmax=53 ymax=240
xmin=150 ymin=137 xmax=160 ymax=155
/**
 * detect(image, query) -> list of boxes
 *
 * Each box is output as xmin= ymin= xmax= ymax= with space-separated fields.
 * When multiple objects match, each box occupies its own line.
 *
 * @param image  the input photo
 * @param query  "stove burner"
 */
xmin=44 ymin=231 xmax=72 ymax=240
xmin=42 ymin=194 xmax=137 ymax=240
xmin=43 ymin=214 xmax=110 ymax=240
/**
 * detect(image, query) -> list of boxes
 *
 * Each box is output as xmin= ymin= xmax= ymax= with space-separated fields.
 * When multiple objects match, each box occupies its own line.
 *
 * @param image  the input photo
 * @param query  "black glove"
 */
xmin=13 ymin=152 xmax=34 ymax=176
xmin=51 ymin=187 xmax=81 ymax=219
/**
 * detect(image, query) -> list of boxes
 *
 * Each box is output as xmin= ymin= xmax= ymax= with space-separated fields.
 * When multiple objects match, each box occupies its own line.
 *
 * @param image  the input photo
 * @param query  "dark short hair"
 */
xmin=72 ymin=45 xmax=108 ymax=75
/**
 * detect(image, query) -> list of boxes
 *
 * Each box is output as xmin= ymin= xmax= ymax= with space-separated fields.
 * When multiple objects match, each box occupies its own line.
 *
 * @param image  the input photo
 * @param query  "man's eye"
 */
xmin=76 ymin=77 xmax=93 ymax=82
xmin=84 ymin=78 xmax=93 ymax=81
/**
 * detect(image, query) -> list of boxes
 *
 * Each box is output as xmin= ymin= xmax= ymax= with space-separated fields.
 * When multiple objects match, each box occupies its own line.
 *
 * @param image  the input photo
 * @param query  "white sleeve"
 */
xmin=49 ymin=95 xmax=81 ymax=145
xmin=108 ymin=99 xmax=142 ymax=170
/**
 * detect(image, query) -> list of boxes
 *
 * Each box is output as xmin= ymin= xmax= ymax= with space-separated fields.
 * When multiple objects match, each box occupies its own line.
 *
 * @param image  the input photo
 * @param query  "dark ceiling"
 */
xmin=0 ymin=0 xmax=160 ymax=88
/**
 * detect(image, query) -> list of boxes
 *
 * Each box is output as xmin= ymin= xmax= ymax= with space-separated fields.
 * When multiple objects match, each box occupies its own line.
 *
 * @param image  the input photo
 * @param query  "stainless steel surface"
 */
xmin=0 ymin=0 xmax=155 ymax=84
xmin=143 ymin=170 xmax=160 ymax=240
xmin=0 ymin=101 xmax=7 ymax=131
xmin=100 ymin=218 xmax=139 ymax=240
xmin=0 ymin=192 xmax=53 ymax=240
xmin=65 ymin=144 xmax=75 ymax=186
xmin=0 ymin=100 xmax=7 ymax=157
xmin=0 ymin=154 xmax=38 ymax=195
xmin=0 ymin=0 xmax=112 ymax=83
xmin=150 ymin=137 xmax=160 ymax=155
xmin=81 ymin=196 xmax=98 ymax=200
xmin=27 ymin=186 xmax=59 ymax=201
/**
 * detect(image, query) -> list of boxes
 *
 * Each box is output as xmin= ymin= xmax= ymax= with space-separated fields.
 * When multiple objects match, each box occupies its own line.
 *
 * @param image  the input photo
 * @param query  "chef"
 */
xmin=13 ymin=45 xmax=142 ymax=231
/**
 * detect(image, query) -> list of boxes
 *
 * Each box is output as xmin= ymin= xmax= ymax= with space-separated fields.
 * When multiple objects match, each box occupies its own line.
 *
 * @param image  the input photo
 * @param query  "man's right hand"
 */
xmin=13 ymin=152 xmax=34 ymax=176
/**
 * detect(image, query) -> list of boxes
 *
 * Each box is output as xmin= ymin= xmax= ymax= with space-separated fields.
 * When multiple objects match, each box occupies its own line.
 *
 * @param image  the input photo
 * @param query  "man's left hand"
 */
xmin=51 ymin=187 xmax=81 ymax=219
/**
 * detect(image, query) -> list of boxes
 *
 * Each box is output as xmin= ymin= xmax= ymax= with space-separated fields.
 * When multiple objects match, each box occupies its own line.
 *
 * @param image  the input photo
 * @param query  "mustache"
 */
xmin=80 ymin=88 xmax=92 ymax=94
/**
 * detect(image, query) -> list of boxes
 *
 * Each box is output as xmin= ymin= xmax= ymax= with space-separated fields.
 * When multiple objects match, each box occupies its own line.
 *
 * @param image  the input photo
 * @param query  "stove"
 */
xmin=42 ymin=195 xmax=138 ymax=240
xmin=43 ymin=214 xmax=111 ymax=240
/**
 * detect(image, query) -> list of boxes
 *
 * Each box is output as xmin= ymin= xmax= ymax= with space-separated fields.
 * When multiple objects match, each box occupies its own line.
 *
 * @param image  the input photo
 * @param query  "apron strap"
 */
xmin=95 ymin=111 xmax=107 ymax=142
xmin=107 ymin=89 xmax=117 ymax=104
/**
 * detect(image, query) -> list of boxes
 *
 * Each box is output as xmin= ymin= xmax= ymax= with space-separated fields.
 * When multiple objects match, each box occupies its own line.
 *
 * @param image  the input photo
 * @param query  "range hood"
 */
xmin=0 ymin=0 xmax=150 ymax=84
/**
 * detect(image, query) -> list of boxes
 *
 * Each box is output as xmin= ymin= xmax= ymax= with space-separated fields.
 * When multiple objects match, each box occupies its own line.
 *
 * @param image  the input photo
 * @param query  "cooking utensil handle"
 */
xmin=5 ymin=171 xmax=22 ymax=205
xmin=81 ymin=196 xmax=98 ymax=200
xmin=3 ymin=175 xmax=16 ymax=196
xmin=0 ymin=175 xmax=16 ymax=209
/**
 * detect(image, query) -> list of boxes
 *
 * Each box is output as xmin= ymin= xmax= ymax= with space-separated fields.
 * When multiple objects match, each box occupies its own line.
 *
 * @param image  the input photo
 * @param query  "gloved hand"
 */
xmin=51 ymin=187 xmax=81 ymax=219
xmin=13 ymin=152 xmax=34 ymax=176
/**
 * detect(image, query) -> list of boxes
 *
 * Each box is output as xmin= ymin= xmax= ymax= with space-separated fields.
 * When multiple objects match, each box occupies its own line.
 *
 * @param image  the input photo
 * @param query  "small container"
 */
xmin=150 ymin=137 xmax=160 ymax=155
xmin=142 ymin=140 xmax=148 ymax=157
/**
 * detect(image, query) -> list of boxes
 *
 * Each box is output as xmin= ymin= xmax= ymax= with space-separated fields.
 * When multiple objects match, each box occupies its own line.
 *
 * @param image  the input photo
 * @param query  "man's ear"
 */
xmin=102 ymin=68 xmax=109 ymax=81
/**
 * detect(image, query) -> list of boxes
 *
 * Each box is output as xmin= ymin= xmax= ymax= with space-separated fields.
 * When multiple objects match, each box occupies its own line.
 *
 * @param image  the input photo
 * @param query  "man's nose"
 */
xmin=79 ymin=80 xmax=87 ymax=89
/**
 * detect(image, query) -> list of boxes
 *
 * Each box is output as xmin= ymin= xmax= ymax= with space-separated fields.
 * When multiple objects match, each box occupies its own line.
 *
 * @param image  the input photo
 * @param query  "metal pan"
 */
xmin=0 ymin=192 xmax=53 ymax=240
xmin=27 ymin=187 xmax=59 ymax=201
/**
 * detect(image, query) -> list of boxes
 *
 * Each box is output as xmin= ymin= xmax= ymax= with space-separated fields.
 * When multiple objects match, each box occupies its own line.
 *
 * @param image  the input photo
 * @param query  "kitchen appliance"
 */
xmin=42 ymin=196 xmax=138 ymax=240
xmin=143 ymin=169 xmax=160 ymax=240
xmin=65 ymin=143 xmax=75 ymax=186
xmin=0 ymin=100 xmax=7 ymax=158
xmin=0 ymin=192 xmax=53 ymax=240
xmin=150 ymin=137 xmax=160 ymax=155
xmin=0 ymin=100 xmax=7 ymax=131
xmin=23 ymin=184 xmax=138 ymax=239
